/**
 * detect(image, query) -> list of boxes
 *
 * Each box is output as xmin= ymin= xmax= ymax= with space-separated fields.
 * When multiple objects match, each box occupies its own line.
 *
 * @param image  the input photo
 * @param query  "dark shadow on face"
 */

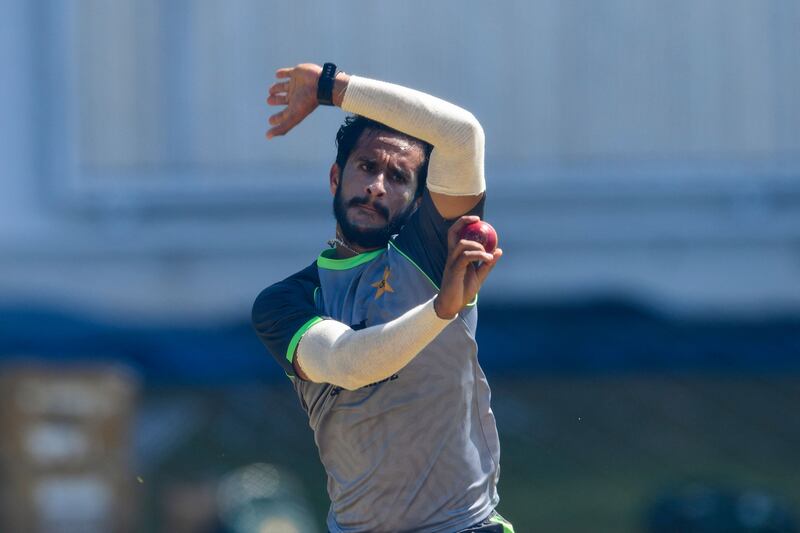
xmin=333 ymin=182 xmax=417 ymax=249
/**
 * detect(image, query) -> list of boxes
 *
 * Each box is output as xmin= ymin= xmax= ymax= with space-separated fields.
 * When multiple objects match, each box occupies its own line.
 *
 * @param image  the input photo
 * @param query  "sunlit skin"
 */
xmin=329 ymin=129 xmax=427 ymax=256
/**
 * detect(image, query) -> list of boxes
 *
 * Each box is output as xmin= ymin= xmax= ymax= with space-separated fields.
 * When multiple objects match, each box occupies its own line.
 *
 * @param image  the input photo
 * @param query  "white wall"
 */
xmin=1 ymin=0 xmax=799 ymax=323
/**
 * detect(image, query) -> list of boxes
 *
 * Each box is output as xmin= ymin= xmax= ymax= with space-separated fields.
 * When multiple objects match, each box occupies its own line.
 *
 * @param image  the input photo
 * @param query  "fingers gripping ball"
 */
xmin=458 ymin=221 xmax=498 ymax=253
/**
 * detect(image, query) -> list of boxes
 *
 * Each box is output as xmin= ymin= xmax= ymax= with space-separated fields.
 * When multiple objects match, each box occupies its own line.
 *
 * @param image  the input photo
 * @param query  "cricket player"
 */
xmin=252 ymin=62 xmax=513 ymax=533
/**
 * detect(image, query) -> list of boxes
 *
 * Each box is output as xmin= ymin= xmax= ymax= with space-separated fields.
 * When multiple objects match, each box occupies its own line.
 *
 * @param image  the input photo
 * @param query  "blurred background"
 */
xmin=2 ymin=1 xmax=799 ymax=532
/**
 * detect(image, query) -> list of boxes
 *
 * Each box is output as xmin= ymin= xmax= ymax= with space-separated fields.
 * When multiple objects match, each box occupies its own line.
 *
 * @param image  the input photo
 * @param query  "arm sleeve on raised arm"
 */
xmin=341 ymin=75 xmax=485 ymax=196
xmin=296 ymin=296 xmax=454 ymax=391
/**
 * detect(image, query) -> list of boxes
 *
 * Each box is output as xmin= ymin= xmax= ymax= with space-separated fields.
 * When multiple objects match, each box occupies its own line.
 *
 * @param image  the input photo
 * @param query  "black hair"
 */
xmin=334 ymin=115 xmax=433 ymax=197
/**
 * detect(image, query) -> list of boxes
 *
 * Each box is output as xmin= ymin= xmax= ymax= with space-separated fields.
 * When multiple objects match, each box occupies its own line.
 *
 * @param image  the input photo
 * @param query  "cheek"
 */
xmin=339 ymin=173 xmax=363 ymax=196
xmin=398 ymin=183 xmax=415 ymax=202
xmin=347 ymin=171 xmax=375 ymax=193
xmin=390 ymin=188 xmax=414 ymax=212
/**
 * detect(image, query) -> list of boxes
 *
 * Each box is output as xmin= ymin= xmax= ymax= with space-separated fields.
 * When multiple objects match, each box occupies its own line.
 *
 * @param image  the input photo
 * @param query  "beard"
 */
xmin=333 ymin=184 xmax=417 ymax=249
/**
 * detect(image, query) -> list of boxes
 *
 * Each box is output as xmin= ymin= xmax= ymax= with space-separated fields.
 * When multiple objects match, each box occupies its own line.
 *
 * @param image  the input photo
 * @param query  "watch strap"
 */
xmin=317 ymin=62 xmax=337 ymax=106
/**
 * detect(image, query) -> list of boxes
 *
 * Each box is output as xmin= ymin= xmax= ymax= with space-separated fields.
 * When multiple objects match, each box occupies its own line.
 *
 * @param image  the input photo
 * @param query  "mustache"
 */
xmin=348 ymin=197 xmax=390 ymax=219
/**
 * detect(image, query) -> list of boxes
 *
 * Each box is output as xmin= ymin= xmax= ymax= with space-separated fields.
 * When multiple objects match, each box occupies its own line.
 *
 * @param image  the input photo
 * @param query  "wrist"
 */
xmin=433 ymin=295 xmax=457 ymax=320
xmin=316 ymin=63 xmax=337 ymax=106
xmin=332 ymin=72 xmax=350 ymax=107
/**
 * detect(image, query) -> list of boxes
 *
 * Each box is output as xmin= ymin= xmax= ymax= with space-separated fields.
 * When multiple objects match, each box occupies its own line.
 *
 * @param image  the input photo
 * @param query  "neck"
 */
xmin=329 ymin=227 xmax=378 ymax=258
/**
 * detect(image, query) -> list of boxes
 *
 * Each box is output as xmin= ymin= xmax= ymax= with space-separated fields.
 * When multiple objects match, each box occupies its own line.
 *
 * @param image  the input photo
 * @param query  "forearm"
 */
xmin=295 ymin=297 xmax=454 ymax=390
xmin=335 ymin=74 xmax=486 ymax=196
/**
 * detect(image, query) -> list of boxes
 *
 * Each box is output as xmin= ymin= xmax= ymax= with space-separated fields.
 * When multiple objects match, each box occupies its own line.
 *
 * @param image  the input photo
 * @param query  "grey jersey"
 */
xmin=253 ymin=192 xmax=500 ymax=532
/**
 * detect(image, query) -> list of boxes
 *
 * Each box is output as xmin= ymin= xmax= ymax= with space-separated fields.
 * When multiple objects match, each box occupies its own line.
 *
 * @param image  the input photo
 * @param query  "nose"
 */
xmin=365 ymin=173 xmax=386 ymax=197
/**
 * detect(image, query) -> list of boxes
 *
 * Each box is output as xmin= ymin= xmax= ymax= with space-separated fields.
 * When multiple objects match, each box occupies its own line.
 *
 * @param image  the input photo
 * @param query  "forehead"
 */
xmin=351 ymin=128 xmax=426 ymax=169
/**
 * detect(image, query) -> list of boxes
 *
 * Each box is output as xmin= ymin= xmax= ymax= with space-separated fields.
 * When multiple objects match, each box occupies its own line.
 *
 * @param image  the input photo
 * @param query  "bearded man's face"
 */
xmin=331 ymin=128 xmax=425 ymax=249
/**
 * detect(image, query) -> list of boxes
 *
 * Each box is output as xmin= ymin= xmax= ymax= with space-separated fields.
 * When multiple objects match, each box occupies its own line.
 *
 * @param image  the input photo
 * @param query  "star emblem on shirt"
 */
xmin=371 ymin=266 xmax=395 ymax=299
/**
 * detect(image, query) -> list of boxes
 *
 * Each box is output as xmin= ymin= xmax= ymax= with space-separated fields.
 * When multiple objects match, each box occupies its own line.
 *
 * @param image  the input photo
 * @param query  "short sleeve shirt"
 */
xmin=252 ymin=191 xmax=499 ymax=533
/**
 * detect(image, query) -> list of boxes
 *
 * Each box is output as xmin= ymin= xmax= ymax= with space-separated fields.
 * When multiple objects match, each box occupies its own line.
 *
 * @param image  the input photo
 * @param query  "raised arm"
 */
xmin=266 ymin=63 xmax=485 ymax=219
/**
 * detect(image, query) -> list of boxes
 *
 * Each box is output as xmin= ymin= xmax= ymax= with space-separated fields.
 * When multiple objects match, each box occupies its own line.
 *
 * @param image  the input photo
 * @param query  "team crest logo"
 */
xmin=371 ymin=266 xmax=394 ymax=299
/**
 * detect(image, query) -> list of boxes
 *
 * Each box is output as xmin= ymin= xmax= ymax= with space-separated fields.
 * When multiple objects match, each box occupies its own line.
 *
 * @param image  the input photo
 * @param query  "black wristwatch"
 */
xmin=317 ymin=62 xmax=337 ymax=106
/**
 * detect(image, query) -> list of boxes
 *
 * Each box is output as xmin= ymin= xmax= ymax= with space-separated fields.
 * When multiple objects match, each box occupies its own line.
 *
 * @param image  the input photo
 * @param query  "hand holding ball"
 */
xmin=436 ymin=217 xmax=502 ymax=319
xmin=458 ymin=221 xmax=498 ymax=253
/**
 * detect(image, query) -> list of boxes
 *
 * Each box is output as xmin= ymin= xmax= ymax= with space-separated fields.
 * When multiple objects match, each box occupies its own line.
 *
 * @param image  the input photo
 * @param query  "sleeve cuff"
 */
xmin=286 ymin=316 xmax=325 ymax=363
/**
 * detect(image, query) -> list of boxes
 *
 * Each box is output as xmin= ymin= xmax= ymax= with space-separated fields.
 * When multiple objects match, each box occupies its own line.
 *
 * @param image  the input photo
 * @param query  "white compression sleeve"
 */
xmin=295 ymin=297 xmax=454 ymax=390
xmin=341 ymin=76 xmax=486 ymax=196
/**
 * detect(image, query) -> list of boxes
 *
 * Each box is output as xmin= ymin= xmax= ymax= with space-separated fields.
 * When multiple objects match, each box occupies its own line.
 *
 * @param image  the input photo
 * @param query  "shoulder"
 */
xmin=252 ymin=260 xmax=324 ymax=378
xmin=397 ymin=190 xmax=486 ymax=244
xmin=252 ymin=261 xmax=319 ymax=321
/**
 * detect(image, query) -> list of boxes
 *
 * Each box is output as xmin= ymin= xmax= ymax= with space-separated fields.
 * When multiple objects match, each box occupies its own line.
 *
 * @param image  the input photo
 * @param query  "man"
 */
xmin=252 ymin=63 xmax=513 ymax=533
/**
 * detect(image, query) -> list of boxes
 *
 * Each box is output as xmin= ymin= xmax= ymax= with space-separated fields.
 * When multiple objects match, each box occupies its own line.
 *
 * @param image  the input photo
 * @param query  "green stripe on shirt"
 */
xmin=286 ymin=316 xmax=324 ymax=363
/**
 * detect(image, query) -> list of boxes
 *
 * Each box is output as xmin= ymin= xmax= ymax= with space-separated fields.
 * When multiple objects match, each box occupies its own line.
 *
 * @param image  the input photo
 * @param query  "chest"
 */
xmin=316 ymin=248 xmax=437 ymax=328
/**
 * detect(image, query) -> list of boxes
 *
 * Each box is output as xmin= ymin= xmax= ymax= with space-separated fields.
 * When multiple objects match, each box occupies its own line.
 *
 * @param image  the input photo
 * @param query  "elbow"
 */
xmin=432 ymin=109 xmax=485 ymax=154
xmin=328 ymin=356 xmax=367 ymax=391
xmin=467 ymin=115 xmax=485 ymax=153
xmin=453 ymin=112 xmax=485 ymax=154
xmin=464 ymin=112 xmax=485 ymax=143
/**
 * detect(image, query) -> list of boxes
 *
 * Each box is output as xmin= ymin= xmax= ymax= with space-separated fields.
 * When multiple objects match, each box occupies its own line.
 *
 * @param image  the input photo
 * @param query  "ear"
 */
xmin=329 ymin=163 xmax=340 ymax=196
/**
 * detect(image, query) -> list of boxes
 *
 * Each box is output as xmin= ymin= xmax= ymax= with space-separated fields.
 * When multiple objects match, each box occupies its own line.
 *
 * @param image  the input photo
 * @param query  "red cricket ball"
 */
xmin=458 ymin=221 xmax=498 ymax=253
